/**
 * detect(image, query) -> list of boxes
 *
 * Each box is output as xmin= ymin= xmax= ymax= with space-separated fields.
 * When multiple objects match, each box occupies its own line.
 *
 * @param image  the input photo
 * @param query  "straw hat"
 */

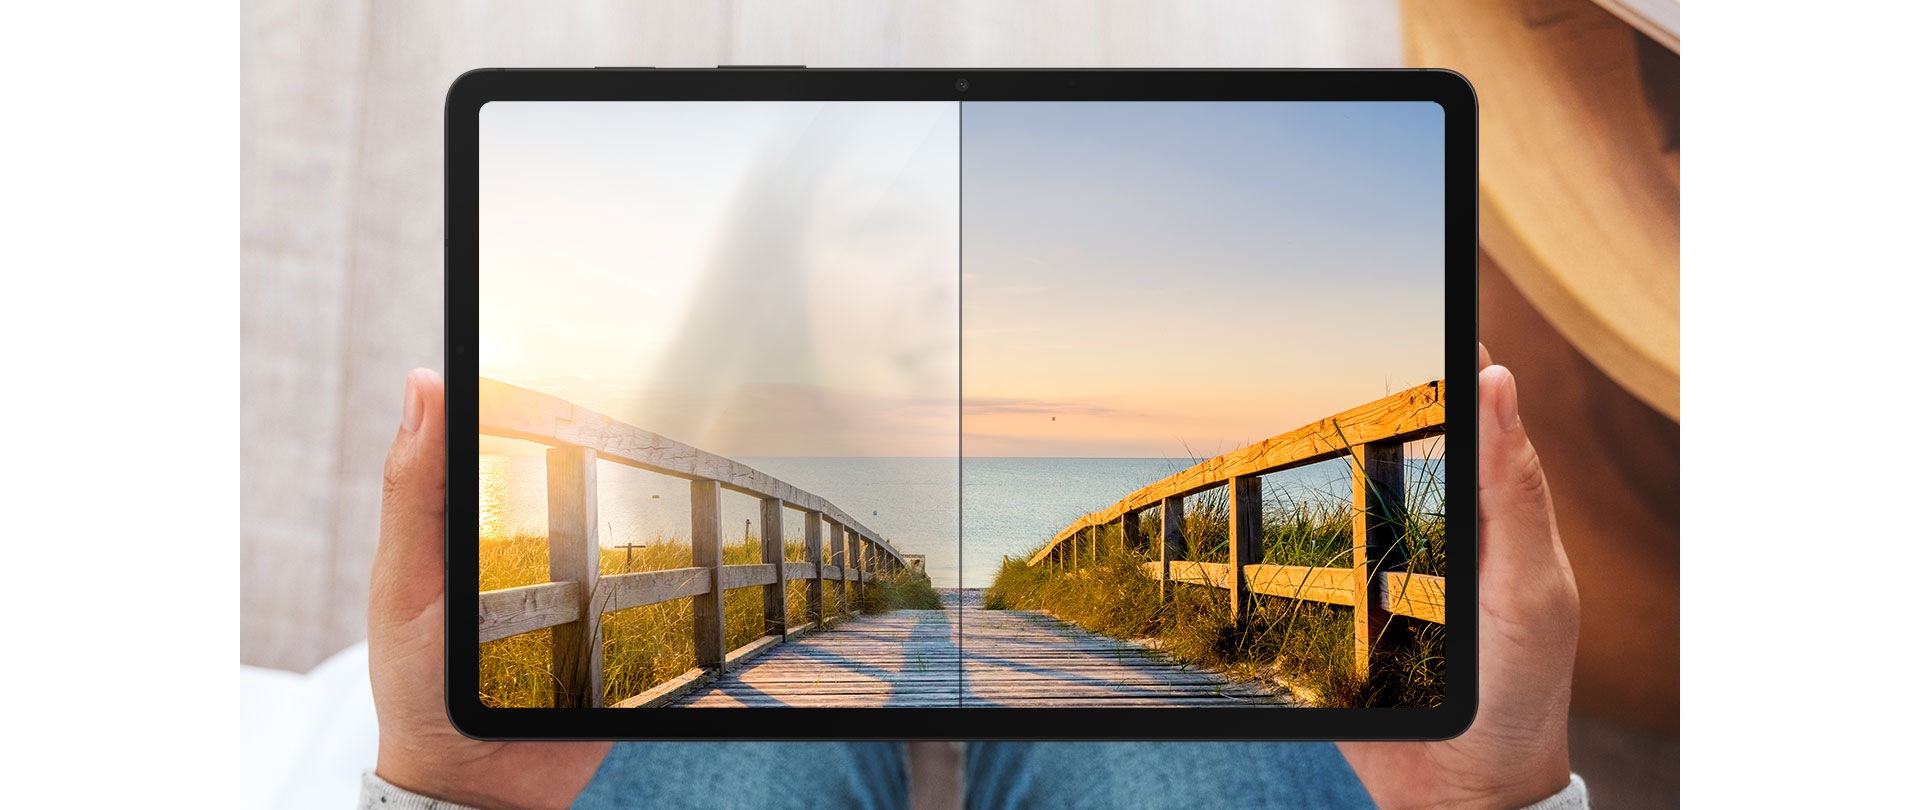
xmin=1405 ymin=0 xmax=1679 ymax=420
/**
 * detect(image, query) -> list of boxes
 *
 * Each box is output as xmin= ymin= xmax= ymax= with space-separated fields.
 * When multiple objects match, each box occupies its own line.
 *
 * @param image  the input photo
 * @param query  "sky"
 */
xmin=960 ymin=102 xmax=1445 ymax=458
xmin=479 ymin=101 xmax=960 ymax=458
xmin=479 ymin=100 xmax=1444 ymax=461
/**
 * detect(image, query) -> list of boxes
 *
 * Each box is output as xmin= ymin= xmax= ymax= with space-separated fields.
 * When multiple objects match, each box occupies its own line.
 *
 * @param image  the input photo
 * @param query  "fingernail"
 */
xmin=402 ymin=371 xmax=424 ymax=432
xmin=1493 ymin=366 xmax=1522 ymax=432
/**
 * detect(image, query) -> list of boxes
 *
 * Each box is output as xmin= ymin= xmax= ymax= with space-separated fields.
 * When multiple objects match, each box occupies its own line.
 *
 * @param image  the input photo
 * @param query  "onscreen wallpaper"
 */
xmin=476 ymin=101 xmax=1445 ymax=709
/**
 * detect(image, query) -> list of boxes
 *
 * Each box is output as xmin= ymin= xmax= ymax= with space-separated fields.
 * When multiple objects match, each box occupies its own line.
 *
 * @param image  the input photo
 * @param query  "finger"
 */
xmin=1478 ymin=342 xmax=1492 ymax=371
xmin=371 ymin=368 xmax=448 ymax=626
xmin=1477 ymin=364 xmax=1578 ymax=639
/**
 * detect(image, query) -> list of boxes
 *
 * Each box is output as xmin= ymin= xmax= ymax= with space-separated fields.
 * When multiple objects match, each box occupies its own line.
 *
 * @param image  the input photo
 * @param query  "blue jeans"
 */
xmin=573 ymin=742 xmax=1373 ymax=809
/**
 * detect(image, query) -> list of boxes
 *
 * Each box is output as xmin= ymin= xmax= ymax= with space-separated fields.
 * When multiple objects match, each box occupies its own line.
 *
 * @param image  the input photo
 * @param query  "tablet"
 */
xmin=446 ymin=69 xmax=1478 ymax=740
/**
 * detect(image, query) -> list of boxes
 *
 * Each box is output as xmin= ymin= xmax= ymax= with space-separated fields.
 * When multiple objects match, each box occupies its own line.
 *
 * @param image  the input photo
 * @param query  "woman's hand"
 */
xmin=368 ymin=369 xmax=610 ymax=810
xmin=1338 ymin=347 xmax=1581 ymax=809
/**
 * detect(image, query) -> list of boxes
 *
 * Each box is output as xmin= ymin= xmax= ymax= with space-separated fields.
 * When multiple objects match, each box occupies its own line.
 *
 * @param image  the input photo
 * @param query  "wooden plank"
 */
xmin=739 ymin=672 xmax=1217 ymax=686
xmin=600 ymin=568 xmax=709 ymax=612
xmin=959 ymin=696 xmax=1270 ymax=708
xmin=691 ymin=479 xmax=724 ymax=671
xmin=720 ymin=563 xmax=779 ymax=591
xmin=1386 ymin=572 xmax=1446 ymax=624
xmin=1229 ymin=474 xmax=1262 ymax=621
xmin=478 ymin=378 xmax=902 ymax=561
xmin=725 ymin=634 xmax=784 ymax=670
xmin=805 ymin=511 xmax=824 ymax=626
xmin=1159 ymin=496 xmax=1184 ymax=603
xmin=613 ymin=666 xmax=716 ymax=709
xmin=478 ymin=581 xmax=580 ymax=643
xmin=1031 ymin=381 xmax=1443 ymax=563
xmin=961 ymin=681 xmax=1264 ymax=696
xmin=784 ymin=561 xmax=817 ymax=580
xmin=761 ymin=497 xmax=787 ymax=637
xmin=1352 ymin=441 xmax=1408 ymax=678
xmin=547 ymin=446 xmax=603 ymax=708
xmin=663 ymin=606 xmax=1292 ymax=709
xmin=1158 ymin=560 xmax=1232 ymax=589
xmin=1244 ymin=565 xmax=1354 ymax=606
xmin=622 ymin=627 xmax=859 ymax=708
xmin=674 ymin=694 xmax=961 ymax=708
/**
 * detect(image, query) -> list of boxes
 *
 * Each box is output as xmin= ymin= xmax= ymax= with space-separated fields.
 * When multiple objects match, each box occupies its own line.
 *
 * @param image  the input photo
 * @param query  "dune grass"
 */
xmin=983 ymin=459 xmax=1446 ymax=708
xmin=478 ymin=531 xmax=940 ymax=708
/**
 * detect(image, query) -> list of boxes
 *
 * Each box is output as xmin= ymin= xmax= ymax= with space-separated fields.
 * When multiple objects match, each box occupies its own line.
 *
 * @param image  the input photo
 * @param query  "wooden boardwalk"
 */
xmin=668 ymin=607 xmax=1287 ymax=708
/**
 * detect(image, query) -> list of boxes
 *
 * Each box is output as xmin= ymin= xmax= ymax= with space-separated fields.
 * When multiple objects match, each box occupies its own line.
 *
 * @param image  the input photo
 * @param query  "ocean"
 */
xmin=479 ymin=455 xmax=1443 ymax=589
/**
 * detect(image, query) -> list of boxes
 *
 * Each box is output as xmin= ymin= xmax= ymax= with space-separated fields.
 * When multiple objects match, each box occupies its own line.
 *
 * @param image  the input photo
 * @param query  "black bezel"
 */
xmin=446 ymin=68 xmax=1479 ymax=741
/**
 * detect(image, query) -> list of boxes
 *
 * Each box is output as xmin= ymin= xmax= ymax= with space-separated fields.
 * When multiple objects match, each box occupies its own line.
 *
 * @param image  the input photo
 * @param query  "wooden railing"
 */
xmin=476 ymin=378 xmax=912 ymax=708
xmin=1026 ymin=381 xmax=1448 ymax=679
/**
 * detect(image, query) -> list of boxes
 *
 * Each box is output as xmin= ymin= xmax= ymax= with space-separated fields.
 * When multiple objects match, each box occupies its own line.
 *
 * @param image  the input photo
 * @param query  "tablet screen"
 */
xmin=475 ymin=98 xmax=1446 ymax=713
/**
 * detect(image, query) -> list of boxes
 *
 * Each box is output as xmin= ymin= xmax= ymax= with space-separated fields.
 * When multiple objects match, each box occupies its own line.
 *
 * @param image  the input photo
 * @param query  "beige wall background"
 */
xmin=240 ymin=0 xmax=1400 ymax=675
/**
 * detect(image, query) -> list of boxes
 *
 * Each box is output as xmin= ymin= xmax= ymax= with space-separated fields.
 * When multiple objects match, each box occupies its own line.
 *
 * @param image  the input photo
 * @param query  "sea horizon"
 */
xmin=480 ymin=453 xmax=1443 ymax=588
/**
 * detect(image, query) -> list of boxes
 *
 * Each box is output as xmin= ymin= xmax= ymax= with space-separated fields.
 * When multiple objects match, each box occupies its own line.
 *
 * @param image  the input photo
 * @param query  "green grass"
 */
xmin=478 ymin=531 xmax=940 ymax=708
xmin=983 ymin=459 xmax=1446 ymax=709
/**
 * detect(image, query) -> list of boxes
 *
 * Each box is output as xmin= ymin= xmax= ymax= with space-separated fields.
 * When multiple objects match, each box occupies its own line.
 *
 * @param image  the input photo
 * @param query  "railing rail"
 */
xmin=1026 ymin=381 xmax=1447 ymax=679
xmin=477 ymin=378 xmax=910 ymax=708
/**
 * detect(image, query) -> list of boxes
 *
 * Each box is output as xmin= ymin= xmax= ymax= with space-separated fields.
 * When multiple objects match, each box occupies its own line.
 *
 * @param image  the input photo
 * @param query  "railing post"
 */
xmin=691 ymin=479 xmax=724 ymax=671
xmin=761 ymin=497 xmax=787 ymax=638
xmin=846 ymin=533 xmax=859 ymax=613
xmin=849 ymin=536 xmax=861 ymax=612
xmin=1122 ymin=511 xmax=1141 ymax=556
xmin=546 ymin=446 xmax=603 ymax=708
xmin=855 ymin=536 xmax=869 ymax=612
xmin=1159 ymin=496 xmax=1184 ymax=604
xmin=805 ymin=511 xmax=824 ymax=627
xmin=864 ymin=538 xmax=876 ymax=604
xmin=830 ymin=521 xmax=848 ymax=617
xmin=1351 ymin=442 xmax=1407 ymax=680
xmin=1229 ymin=475 xmax=1262 ymax=622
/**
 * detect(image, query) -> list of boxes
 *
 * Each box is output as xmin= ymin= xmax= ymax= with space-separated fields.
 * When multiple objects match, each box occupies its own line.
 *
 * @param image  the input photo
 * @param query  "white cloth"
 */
xmin=1519 ymin=774 xmax=1590 ymax=810
xmin=358 ymin=772 xmax=486 ymax=810
xmin=241 ymin=643 xmax=379 ymax=810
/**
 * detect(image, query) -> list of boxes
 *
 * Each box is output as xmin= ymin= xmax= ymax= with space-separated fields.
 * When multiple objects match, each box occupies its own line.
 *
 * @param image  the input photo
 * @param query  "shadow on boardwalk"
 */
xmin=668 ymin=606 xmax=1291 ymax=708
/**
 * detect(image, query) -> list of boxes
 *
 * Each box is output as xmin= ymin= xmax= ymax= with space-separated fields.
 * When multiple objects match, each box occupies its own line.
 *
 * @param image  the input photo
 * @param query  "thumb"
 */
xmin=371 ymin=368 xmax=448 ymax=628
xmin=1476 ymin=363 xmax=1579 ymax=677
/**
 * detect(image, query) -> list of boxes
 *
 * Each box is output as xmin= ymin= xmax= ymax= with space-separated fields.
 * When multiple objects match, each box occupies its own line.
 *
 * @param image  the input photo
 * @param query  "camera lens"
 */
xmin=955 ymin=78 xmax=970 ymax=92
